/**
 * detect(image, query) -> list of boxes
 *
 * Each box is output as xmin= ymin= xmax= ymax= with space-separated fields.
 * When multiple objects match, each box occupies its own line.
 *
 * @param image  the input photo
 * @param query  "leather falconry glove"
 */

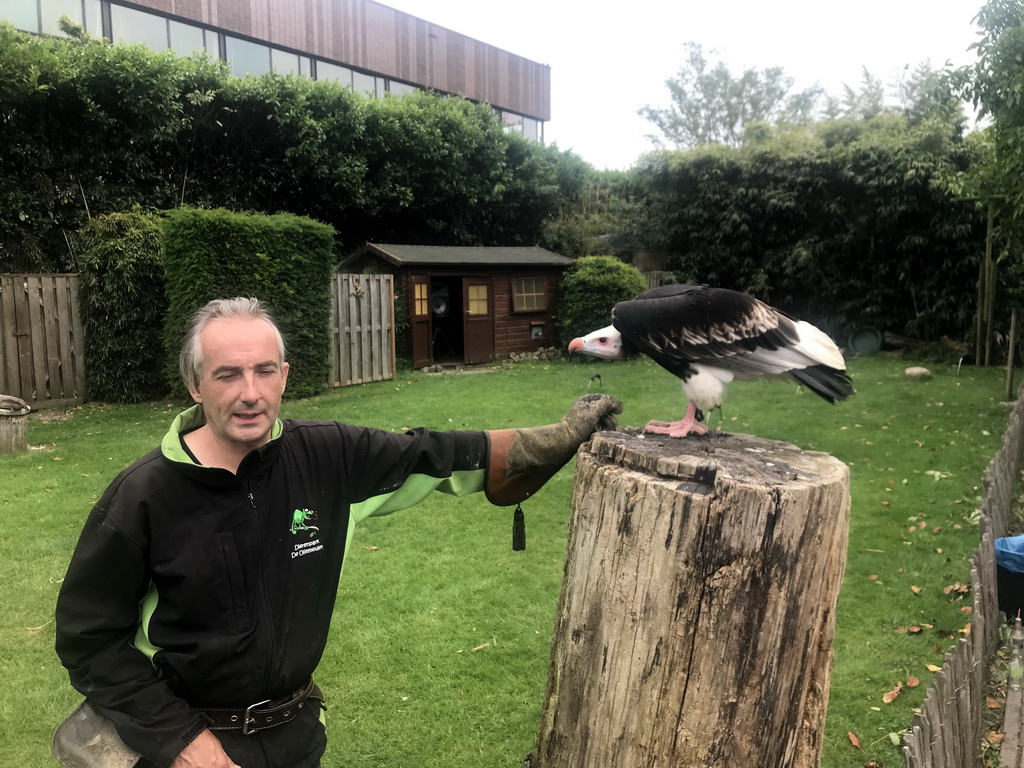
xmin=493 ymin=393 xmax=621 ymax=550
xmin=505 ymin=393 xmax=622 ymax=479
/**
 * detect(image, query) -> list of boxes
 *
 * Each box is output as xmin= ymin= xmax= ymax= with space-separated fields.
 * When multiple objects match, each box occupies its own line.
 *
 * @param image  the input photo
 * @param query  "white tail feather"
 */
xmin=794 ymin=321 xmax=845 ymax=370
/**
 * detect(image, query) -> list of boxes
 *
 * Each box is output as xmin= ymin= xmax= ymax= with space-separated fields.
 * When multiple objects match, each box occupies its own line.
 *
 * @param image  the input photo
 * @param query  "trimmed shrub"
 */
xmin=0 ymin=25 xmax=584 ymax=272
xmin=78 ymin=210 xmax=167 ymax=402
xmin=161 ymin=207 xmax=335 ymax=400
xmin=557 ymin=256 xmax=647 ymax=346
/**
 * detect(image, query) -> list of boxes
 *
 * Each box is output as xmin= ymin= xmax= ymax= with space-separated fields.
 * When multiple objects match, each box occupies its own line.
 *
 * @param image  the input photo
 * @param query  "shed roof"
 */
xmin=356 ymin=243 xmax=574 ymax=268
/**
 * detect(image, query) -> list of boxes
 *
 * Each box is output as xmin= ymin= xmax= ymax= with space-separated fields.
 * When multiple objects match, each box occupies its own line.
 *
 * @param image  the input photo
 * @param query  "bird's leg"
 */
xmin=644 ymin=401 xmax=709 ymax=438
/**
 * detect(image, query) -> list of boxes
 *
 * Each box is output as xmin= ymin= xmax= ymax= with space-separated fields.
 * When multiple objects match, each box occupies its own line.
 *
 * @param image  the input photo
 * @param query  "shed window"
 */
xmin=467 ymin=284 xmax=489 ymax=316
xmin=512 ymin=277 xmax=546 ymax=312
xmin=413 ymin=282 xmax=429 ymax=317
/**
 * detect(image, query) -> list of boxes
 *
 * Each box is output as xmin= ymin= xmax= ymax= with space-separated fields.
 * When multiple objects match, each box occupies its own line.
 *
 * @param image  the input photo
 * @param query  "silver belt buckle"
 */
xmin=242 ymin=699 xmax=271 ymax=736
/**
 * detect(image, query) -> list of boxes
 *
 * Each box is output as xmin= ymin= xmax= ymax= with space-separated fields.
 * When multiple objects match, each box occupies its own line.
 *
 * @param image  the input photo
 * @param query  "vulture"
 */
xmin=567 ymin=284 xmax=854 ymax=437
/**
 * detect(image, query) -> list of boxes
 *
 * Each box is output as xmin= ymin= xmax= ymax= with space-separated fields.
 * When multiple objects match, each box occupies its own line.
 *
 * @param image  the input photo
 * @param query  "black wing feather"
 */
xmin=611 ymin=284 xmax=798 ymax=378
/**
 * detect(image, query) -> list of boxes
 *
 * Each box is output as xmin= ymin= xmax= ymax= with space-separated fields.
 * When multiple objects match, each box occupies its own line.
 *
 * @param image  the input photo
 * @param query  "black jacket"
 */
xmin=55 ymin=406 xmax=490 ymax=767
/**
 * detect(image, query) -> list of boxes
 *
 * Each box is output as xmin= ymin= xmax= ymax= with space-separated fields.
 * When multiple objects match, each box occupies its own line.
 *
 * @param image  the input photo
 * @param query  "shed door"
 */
xmin=463 ymin=277 xmax=494 ymax=364
xmin=410 ymin=275 xmax=433 ymax=368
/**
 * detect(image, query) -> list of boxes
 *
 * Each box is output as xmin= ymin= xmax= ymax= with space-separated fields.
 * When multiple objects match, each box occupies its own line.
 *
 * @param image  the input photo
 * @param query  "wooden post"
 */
xmin=0 ymin=394 xmax=30 ymax=453
xmin=529 ymin=429 xmax=850 ymax=768
xmin=978 ymin=203 xmax=994 ymax=366
xmin=1007 ymin=308 xmax=1020 ymax=402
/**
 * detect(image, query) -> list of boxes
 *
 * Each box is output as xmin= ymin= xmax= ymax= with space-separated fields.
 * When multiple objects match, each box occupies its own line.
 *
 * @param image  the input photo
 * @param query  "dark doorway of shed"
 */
xmin=430 ymin=277 xmax=464 ymax=363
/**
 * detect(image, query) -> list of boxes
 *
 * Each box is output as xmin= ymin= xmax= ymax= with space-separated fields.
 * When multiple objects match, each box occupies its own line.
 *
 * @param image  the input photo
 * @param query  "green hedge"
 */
xmin=630 ymin=121 xmax=986 ymax=339
xmin=0 ymin=24 xmax=586 ymax=272
xmin=161 ymin=207 xmax=335 ymax=400
xmin=557 ymin=256 xmax=648 ymax=346
xmin=78 ymin=210 xmax=167 ymax=402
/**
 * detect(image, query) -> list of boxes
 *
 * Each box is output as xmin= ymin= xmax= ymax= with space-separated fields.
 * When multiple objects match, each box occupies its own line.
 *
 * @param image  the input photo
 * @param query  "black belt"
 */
xmin=200 ymin=679 xmax=322 ymax=735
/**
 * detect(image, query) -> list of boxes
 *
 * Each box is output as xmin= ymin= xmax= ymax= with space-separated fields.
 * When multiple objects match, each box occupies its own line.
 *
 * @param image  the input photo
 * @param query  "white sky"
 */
xmin=384 ymin=0 xmax=984 ymax=170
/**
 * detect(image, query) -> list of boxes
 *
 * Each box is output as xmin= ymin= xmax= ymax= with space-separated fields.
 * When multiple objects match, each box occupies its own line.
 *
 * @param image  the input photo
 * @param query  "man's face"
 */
xmin=189 ymin=316 xmax=289 ymax=453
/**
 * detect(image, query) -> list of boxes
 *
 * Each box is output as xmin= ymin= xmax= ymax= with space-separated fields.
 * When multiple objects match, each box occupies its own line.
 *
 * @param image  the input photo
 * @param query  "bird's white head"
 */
xmin=568 ymin=325 xmax=624 ymax=360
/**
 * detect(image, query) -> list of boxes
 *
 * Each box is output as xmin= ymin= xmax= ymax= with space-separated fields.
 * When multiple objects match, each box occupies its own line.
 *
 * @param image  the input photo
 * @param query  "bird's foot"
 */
xmin=643 ymin=419 xmax=708 ymax=438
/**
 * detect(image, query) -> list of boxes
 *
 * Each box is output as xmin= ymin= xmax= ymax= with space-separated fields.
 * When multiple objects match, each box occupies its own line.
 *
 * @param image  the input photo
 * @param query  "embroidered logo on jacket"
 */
xmin=290 ymin=508 xmax=320 ymax=537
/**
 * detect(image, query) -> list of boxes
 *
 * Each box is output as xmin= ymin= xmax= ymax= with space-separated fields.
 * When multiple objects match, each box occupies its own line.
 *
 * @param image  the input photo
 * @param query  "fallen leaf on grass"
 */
xmin=988 ymin=731 xmax=1006 ymax=745
xmin=472 ymin=643 xmax=490 ymax=652
xmin=882 ymin=682 xmax=903 ymax=703
xmin=906 ymin=676 xmax=920 ymax=688
xmin=910 ymin=585 xmax=922 ymax=595
xmin=363 ymin=546 xmax=378 ymax=551
xmin=847 ymin=731 xmax=862 ymax=749
xmin=943 ymin=582 xmax=969 ymax=595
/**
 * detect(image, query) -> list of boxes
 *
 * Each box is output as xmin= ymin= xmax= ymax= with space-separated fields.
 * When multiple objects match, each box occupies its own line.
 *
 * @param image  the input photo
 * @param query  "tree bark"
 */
xmin=0 ymin=413 xmax=28 ymax=453
xmin=530 ymin=429 xmax=850 ymax=768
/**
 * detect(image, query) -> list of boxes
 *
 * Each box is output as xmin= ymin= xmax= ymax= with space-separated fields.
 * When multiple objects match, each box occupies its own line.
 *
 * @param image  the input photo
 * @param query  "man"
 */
xmin=54 ymin=297 xmax=621 ymax=768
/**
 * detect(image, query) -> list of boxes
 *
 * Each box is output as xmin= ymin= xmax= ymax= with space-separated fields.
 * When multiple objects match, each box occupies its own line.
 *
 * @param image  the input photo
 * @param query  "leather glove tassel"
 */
xmin=503 ymin=394 xmax=622 ymax=551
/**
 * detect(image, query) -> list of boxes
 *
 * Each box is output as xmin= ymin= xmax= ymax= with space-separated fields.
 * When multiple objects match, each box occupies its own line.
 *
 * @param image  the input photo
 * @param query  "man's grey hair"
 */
xmin=179 ymin=297 xmax=287 ymax=390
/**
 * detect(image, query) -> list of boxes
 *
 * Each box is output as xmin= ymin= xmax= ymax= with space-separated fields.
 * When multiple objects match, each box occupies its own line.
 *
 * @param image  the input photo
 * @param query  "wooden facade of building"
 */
xmin=122 ymin=0 xmax=551 ymax=121
xmin=345 ymin=244 xmax=571 ymax=368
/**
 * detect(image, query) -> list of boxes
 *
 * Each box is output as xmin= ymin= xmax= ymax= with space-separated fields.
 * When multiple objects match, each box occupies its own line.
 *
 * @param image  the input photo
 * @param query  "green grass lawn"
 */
xmin=0 ymin=355 xmax=1011 ymax=767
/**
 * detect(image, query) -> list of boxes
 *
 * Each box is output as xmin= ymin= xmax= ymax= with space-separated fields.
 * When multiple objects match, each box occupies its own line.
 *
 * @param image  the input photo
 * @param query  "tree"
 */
xmin=960 ymin=0 xmax=1024 ymax=224
xmin=540 ymin=169 xmax=641 ymax=259
xmin=638 ymin=43 xmax=823 ymax=149
xmin=894 ymin=61 xmax=966 ymax=132
xmin=948 ymin=0 xmax=1024 ymax=364
xmin=627 ymin=116 xmax=982 ymax=339
xmin=841 ymin=67 xmax=886 ymax=120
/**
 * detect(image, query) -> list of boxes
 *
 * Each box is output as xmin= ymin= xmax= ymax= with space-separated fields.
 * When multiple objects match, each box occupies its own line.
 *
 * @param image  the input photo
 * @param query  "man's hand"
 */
xmin=170 ymin=729 xmax=239 ymax=768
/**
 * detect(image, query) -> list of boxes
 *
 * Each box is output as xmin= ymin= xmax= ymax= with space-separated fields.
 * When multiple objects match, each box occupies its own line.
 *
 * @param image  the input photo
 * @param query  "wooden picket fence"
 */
xmin=642 ymin=270 xmax=675 ymax=289
xmin=903 ymin=384 xmax=1024 ymax=767
xmin=329 ymin=272 xmax=395 ymax=387
xmin=0 ymin=274 xmax=86 ymax=409
xmin=0 ymin=273 xmax=393 ymax=408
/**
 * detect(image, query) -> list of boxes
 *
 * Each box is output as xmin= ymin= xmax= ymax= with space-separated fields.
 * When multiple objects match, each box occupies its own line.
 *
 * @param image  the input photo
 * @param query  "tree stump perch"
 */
xmin=0 ymin=395 xmax=30 ymax=453
xmin=530 ymin=429 xmax=850 ymax=768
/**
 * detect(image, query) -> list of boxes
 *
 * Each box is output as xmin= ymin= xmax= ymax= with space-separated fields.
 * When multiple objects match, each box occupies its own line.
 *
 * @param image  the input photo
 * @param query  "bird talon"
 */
xmin=643 ymin=419 xmax=707 ymax=438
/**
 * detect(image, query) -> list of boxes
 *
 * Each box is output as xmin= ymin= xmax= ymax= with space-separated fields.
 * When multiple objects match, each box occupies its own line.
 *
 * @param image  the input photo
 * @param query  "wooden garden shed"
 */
xmin=344 ymin=243 xmax=573 ymax=369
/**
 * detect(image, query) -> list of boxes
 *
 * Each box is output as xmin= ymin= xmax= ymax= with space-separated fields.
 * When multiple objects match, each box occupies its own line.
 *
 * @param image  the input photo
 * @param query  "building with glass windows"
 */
xmin=4 ymin=0 xmax=550 ymax=140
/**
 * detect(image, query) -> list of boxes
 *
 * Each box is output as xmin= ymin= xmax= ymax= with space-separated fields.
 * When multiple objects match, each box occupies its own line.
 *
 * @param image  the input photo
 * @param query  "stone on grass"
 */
xmin=905 ymin=366 xmax=931 ymax=379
